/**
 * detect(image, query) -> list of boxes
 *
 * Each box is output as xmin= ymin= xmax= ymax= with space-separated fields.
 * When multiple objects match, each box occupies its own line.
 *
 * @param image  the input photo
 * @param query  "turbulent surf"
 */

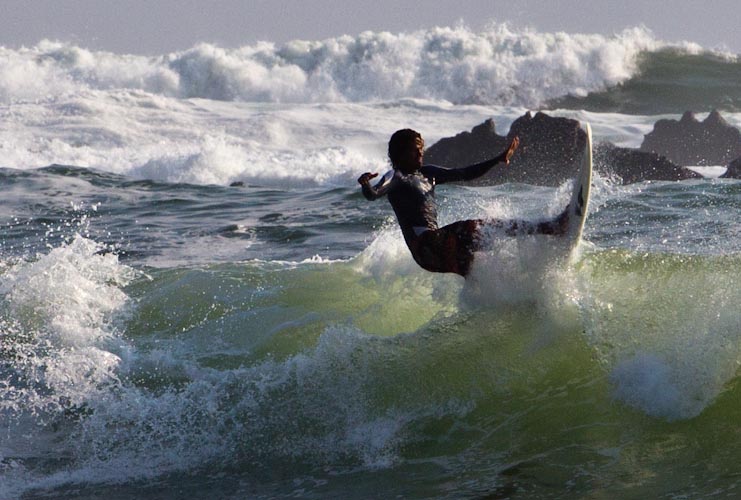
xmin=1 ymin=23 xmax=740 ymax=499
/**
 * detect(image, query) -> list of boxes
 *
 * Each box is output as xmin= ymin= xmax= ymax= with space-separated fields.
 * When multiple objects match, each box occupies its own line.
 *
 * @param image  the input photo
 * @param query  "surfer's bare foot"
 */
xmin=553 ymin=208 xmax=569 ymax=235
xmin=530 ymin=208 xmax=569 ymax=236
xmin=538 ymin=209 xmax=569 ymax=235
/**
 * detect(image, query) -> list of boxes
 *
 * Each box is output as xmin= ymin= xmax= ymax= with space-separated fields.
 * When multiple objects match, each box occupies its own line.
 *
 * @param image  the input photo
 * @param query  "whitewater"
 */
xmin=1 ymin=24 xmax=740 ymax=499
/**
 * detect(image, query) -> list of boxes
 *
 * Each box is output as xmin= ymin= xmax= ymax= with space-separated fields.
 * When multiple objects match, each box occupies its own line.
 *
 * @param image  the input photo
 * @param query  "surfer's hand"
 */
xmin=500 ymin=136 xmax=520 ymax=165
xmin=358 ymin=172 xmax=378 ymax=185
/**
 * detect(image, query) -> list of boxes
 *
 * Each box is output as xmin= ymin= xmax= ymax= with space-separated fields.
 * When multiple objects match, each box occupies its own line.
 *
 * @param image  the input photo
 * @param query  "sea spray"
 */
xmin=0 ymin=235 xmax=138 ymax=496
xmin=0 ymin=236 xmax=136 ymax=411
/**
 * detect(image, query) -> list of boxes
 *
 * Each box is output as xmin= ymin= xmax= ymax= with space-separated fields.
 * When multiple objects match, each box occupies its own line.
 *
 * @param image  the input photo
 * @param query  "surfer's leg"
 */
xmin=444 ymin=219 xmax=482 ymax=276
xmin=411 ymin=210 xmax=568 ymax=277
xmin=412 ymin=220 xmax=482 ymax=277
xmin=482 ymin=208 xmax=569 ymax=237
xmin=535 ymin=208 xmax=569 ymax=235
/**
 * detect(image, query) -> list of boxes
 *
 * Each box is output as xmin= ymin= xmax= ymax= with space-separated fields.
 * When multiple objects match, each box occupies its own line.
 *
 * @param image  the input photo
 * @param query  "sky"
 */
xmin=2 ymin=0 xmax=739 ymax=55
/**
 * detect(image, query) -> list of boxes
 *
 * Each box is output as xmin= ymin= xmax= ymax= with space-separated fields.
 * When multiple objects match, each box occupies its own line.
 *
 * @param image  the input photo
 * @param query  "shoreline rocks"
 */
xmin=640 ymin=110 xmax=741 ymax=167
xmin=425 ymin=112 xmax=585 ymax=186
xmin=594 ymin=143 xmax=701 ymax=183
xmin=425 ymin=110 xmax=741 ymax=185
xmin=724 ymin=157 xmax=741 ymax=179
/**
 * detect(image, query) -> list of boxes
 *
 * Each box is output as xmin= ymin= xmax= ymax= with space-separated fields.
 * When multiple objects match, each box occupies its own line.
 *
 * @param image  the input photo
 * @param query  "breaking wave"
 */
xmin=0 ymin=24 xmax=688 ymax=107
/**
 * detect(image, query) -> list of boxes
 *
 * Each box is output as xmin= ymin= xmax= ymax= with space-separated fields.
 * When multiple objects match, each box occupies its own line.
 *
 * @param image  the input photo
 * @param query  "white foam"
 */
xmin=1 ymin=236 xmax=135 ymax=350
xmin=458 ymin=181 xmax=575 ymax=306
xmin=4 ymin=324 xmax=471 ymax=495
xmin=0 ymin=236 xmax=135 ymax=410
xmin=610 ymin=353 xmax=682 ymax=419
xmin=1 ymin=24 xmax=738 ymax=188
xmin=0 ymin=236 xmax=140 ymax=496
xmin=609 ymin=338 xmax=740 ymax=421
xmin=0 ymin=25 xmax=666 ymax=107
xmin=2 ymin=71 xmax=738 ymax=188
xmin=353 ymin=222 xmax=423 ymax=280
xmin=464 ymin=235 xmax=571 ymax=308
xmin=686 ymin=166 xmax=728 ymax=178
xmin=3 ymin=59 xmax=738 ymax=187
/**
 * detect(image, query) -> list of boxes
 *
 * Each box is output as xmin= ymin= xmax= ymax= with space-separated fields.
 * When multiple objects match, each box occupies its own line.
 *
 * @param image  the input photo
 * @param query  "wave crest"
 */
xmin=1 ymin=25 xmax=667 ymax=106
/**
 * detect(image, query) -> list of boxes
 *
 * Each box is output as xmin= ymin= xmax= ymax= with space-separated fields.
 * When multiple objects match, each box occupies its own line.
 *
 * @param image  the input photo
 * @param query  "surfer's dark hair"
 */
xmin=388 ymin=129 xmax=423 ymax=167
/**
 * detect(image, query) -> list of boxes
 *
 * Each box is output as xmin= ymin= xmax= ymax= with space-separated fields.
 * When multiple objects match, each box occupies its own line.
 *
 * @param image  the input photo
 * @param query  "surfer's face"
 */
xmin=397 ymin=138 xmax=424 ymax=173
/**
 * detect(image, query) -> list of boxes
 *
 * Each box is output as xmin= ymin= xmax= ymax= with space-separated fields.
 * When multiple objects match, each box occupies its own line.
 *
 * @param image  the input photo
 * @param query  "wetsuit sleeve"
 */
xmin=422 ymin=157 xmax=502 ymax=184
xmin=361 ymin=170 xmax=395 ymax=200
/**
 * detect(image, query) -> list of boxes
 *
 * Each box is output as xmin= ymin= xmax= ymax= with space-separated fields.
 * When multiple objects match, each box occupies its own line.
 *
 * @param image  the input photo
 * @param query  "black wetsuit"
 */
xmin=361 ymin=161 xmax=498 ymax=276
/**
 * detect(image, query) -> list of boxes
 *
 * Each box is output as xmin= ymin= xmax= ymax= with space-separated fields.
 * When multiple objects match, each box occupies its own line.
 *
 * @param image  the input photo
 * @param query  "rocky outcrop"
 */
xmin=425 ymin=110 xmax=741 ymax=186
xmin=504 ymin=112 xmax=585 ymax=186
xmin=723 ymin=156 xmax=741 ymax=178
xmin=595 ymin=143 xmax=701 ymax=183
xmin=423 ymin=118 xmax=508 ymax=170
xmin=425 ymin=112 xmax=585 ymax=186
xmin=640 ymin=110 xmax=741 ymax=166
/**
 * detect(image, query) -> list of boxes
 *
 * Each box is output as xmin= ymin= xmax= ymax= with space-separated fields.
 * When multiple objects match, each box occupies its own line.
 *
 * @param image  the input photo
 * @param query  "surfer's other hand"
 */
xmin=501 ymin=136 xmax=520 ymax=165
xmin=358 ymin=172 xmax=378 ymax=185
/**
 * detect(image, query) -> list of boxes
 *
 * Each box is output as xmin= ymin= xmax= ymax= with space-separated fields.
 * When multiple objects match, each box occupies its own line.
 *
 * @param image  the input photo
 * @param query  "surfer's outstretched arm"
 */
xmin=430 ymin=136 xmax=520 ymax=183
xmin=358 ymin=170 xmax=394 ymax=200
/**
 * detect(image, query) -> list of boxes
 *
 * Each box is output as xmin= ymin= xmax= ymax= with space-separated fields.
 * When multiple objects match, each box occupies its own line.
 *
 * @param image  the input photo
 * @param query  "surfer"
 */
xmin=358 ymin=129 xmax=569 ymax=277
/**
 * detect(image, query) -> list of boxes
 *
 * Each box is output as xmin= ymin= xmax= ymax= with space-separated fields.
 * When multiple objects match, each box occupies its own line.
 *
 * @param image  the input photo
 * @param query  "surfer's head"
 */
xmin=389 ymin=129 xmax=424 ymax=173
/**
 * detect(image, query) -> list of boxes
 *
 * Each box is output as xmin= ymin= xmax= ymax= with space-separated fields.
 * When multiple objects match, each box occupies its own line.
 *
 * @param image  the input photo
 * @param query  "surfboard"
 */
xmin=565 ymin=122 xmax=593 ymax=249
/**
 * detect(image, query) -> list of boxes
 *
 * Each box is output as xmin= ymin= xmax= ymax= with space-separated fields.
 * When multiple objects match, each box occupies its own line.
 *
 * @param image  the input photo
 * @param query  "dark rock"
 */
xmin=723 ymin=156 xmax=741 ymax=178
xmin=425 ymin=110 xmax=739 ymax=186
xmin=595 ymin=142 xmax=701 ymax=184
xmin=425 ymin=112 xmax=585 ymax=187
xmin=503 ymin=112 xmax=585 ymax=186
xmin=423 ymin=118 xmax=508 ymax=170
xmin=229 ymin=181 xmax=245 ymax=187
xmin=640 ymin=110 xmax=741 ymax=166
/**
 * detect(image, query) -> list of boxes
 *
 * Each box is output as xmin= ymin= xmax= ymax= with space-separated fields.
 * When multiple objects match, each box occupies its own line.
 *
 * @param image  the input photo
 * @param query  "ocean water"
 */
xmin=1 ymin=25 xmax=740 ymax=499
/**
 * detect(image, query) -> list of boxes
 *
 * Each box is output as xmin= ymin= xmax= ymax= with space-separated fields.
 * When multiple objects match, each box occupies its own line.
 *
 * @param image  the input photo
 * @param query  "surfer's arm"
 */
xmin=358 ymin=170 xmax=394 ymax=200
xmin=431 ymin=136 xmax=520 ymax=183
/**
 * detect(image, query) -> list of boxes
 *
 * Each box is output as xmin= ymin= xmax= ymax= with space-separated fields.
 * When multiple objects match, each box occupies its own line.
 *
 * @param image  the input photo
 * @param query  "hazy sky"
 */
xmin=2 ymin=0 xmax=739 ymax=54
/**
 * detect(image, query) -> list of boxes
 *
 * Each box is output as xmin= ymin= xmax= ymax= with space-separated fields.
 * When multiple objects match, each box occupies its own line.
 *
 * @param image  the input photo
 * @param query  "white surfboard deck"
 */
xmin=565 ymin=122 xmax=593 ymax=250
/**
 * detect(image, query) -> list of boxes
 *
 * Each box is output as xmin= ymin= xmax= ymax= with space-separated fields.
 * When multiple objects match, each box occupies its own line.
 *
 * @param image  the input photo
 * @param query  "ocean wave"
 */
xmin=2 ymin=230 xmax=740 ymax=496
xmin=551 ymin=48 xmax=741 ymax=113
xmin=0 ymin=25 xmax=683 ymax=107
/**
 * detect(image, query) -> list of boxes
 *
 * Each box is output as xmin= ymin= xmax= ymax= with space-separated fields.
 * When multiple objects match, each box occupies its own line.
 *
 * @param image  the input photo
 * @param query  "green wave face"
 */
xmin=550 ymin=49 xmax=741 ymax=114
xmin=2 ymin=233 xmax=740 ymax=498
